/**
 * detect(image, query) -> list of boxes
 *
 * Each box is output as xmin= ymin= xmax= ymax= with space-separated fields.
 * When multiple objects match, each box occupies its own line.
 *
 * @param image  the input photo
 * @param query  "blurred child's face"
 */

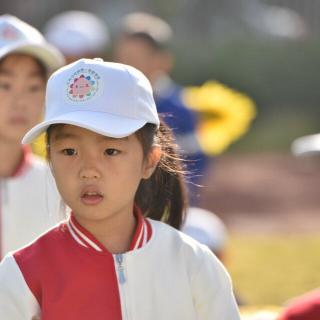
xmin=49 ymin=125 xmax=157 ymax=224
xmin=114 ymin=37 xmax=161 ymax=82
xmin=0 ymin=54 xmax=46 ymax=144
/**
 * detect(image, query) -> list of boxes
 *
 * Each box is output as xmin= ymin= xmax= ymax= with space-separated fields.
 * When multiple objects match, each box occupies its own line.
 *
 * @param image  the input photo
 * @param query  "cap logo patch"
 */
xmin=0 ymin=25 xmax=21 ymax=42
xmin=67 ymin=68 xmax=100 ymax=102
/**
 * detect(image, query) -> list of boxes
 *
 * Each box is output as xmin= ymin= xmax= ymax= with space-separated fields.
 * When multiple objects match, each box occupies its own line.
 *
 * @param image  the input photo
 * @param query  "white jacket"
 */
xmin=0 ymin=148 xmax=62 ymax=258
xmin=0 ymin=215 xmax=240 ymax=320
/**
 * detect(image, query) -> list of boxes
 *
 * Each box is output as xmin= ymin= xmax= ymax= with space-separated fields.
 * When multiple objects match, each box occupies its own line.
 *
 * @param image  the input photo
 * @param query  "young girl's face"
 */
xmin=49 ymin=124 xmax=157 ymax=223
xmin=0 ymin=54 xmax=46 ymax=144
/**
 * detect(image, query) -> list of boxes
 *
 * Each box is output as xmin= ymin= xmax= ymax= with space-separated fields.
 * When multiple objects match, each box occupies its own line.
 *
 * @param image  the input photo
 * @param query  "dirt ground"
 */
xmin=199 ymin=152 xmax=320 ymax=234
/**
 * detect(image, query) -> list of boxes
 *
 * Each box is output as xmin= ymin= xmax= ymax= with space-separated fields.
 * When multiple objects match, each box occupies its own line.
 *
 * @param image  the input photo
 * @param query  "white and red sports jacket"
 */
xmin=0 ymin=208 xmax=240 ymax=320
xmin=0 ymin=146 xmax=61 ymax=259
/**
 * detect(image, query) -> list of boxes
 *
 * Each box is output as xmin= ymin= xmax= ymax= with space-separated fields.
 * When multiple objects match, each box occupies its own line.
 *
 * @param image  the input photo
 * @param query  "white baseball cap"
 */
xmin=182 ymin=207 xmax=227 ymax=253
xmin=22 ymin=58 xmax=160 ymax=144
xmin=291 ymin=133 xmax=320 ymax=156
xmin=0 ymin=15 xmax=65 ymax=72
xmin=44 ymin=11 xmax=109 ymax=56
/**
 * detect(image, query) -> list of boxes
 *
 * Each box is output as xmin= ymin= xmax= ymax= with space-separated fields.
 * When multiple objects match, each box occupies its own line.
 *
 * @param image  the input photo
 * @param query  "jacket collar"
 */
xmin=66 ymin=206 xmax=152 ymax=253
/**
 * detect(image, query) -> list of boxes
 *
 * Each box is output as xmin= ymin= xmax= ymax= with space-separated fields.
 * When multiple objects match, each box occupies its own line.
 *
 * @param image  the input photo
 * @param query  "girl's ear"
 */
xmin=142 ymin=146 xmax=161 ymax=179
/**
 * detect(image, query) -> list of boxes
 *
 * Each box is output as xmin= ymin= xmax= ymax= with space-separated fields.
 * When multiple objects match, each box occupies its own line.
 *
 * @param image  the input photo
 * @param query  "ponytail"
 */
xmin=135 ymin=121 xmax=188 ymax=229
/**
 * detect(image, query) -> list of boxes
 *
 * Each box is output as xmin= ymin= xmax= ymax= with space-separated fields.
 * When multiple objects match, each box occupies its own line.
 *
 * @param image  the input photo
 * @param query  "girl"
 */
xmin=0 ymin=58 xmax=240 ymax=319
xmin=0 ymin=15 xmax=64 ymax=258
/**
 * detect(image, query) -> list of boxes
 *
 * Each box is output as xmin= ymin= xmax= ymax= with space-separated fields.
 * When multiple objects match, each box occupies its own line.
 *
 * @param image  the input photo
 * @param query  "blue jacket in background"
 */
xmin=155 ymin=79 xmax=209 ymax=203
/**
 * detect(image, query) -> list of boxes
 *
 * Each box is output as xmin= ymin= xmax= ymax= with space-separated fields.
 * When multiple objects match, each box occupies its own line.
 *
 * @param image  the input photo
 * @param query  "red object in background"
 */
xmin=279 ymin=290 xmax=320 ymax=320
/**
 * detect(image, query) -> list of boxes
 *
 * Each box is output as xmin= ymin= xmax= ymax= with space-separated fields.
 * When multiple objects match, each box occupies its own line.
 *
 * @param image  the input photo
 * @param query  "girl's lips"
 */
xmin=9 ymin=117 xmax=28 ymax=125
xmin=80 ymin=190 xmax=104 ymax=206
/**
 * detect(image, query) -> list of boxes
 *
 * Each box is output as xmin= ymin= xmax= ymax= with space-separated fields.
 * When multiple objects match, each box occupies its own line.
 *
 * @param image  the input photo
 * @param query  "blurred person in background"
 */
xmin=113 ymin=12 xmax=209 ymax=205
xmin=182 ymin=206 xmax=245 ymax=306
xmin=278 ymin=289 xmax=320 ymax=320
xmin=0 ymin=15 xmax=64 ymax=259
xmin=44 ymin=10 xmax=109 ymax=64
xmin=283 ymin=137 xmax=320 ymax=319
xmin=182 ymin=207 xmax=227 ymax=262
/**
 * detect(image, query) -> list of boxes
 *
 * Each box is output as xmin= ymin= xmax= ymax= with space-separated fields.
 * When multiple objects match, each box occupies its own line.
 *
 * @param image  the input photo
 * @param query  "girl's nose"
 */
xmin=79 ymin=166 xmax=101 ymax=180
xmin=12 ymin=92 xmax=26 ymax=109
xmin=80 ymin=171 xmax=100 ymax=180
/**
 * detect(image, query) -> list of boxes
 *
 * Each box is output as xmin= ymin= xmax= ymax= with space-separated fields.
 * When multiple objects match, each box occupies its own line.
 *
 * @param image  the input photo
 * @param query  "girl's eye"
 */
xmin=28 ymin=84 xmax=44 ymax=93
xmin=62 ymin=148 xmax=77 ymax=156
xmin=104 ymin=148 xmax=120 ymax=156
xmin=0 ymin=82 xmax=10 ymax=91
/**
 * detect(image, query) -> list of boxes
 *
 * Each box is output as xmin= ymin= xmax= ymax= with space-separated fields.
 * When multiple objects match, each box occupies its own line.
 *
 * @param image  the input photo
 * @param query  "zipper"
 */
xmin=115 ymin=253 xmax=129 ymax=319
xmin=116 ymin=254 xmax=126 ymax=284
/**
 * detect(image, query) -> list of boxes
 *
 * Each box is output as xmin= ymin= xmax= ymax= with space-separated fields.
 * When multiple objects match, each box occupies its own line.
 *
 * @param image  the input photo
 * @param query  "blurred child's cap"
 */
xmin=291 ymin=133 xmax=320 ymax=157
xmin=22 ymin=58 xmax=159 ymax=143
xmin=0 ymin=15 xmax=65 ymax=72
xmin=120 ymin=12 xmax=172 ymax=49
xmin=44 ymin=11 xmax=109 ymax=56
xmin=182 ymin=207 xmax=227 ymax=253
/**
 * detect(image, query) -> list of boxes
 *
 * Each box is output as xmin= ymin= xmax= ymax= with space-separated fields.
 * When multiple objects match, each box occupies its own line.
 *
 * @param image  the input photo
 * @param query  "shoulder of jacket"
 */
xmin=13 ymin=223 xmax=65 ymax=263
xmin=148 ymin=219 xmax=214 ymax=261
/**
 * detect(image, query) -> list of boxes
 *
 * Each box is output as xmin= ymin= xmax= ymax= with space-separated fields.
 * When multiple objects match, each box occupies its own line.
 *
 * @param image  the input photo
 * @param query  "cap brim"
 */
xmin=0 ymin=42 xmax=65 ymax=72
xmin=22 ymin=110 xmax=147 ymax=144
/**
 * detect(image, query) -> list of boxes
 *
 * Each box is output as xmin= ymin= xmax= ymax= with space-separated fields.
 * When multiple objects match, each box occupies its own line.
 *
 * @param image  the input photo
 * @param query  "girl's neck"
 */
xmin=0 ymin=141 xmax=24 ymax=177
xmin=74 ymin=207 xmax=137 ymax=254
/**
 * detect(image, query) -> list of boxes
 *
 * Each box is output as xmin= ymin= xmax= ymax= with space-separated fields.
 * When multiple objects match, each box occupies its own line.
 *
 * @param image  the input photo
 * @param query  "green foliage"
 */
xmin=173 ymin=36 xmax=320 ymax=151
xmin=228 ymin=234 xmax=320 ymax=306
xmin=229 ymin=109 xmax=320 ymax=152
xmin=174 ymin=37 xmax=320 ymax=112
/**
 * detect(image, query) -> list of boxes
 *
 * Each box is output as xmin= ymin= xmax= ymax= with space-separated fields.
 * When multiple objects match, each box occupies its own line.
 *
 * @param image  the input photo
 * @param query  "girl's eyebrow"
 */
xmin=0 ymin=69 xmax=12 ymax=76
xmin=102 ymin=136 xmax=129 ymax=142
xmin=52 ymin=132 xmax=79 ymax=141
xmin=0 ymin=67 xmax=44 ymax=78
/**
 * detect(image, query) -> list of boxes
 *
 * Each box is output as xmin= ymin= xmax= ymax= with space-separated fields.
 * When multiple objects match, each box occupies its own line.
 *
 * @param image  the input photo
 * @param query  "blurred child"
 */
xmin=182 ymin=207 xmax=227 ymax=261
xmin=0 ymin=58 xmax=240 ymax=319
xmin=113 ymin=12 xmax=209 ymax=203
xmin=278 ymin=289 xmax=320 ymax=320
xmin=182 ymin=206 xmax=245 ymax=305
xmin=0 ymin=15 xmax=64 ymax=258
xmin=44 ymin=10 xmax=109 ymax=63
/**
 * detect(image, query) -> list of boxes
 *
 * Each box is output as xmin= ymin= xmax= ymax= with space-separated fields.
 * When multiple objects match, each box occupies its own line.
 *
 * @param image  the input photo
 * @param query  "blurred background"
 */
xmin=1 ymin=0 xmax=319 ymax=311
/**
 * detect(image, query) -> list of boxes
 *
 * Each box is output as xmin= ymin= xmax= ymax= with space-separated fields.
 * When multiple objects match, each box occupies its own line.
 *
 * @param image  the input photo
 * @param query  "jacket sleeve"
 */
xmin=0 ymin=254 xmax=40 ymax=319
xmin=191 ymin=246 xmax=241 ymax=320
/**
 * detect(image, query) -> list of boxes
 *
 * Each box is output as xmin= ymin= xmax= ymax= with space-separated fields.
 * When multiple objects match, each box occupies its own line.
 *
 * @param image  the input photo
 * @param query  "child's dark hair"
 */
xmin=120 ymin=12 xmax=172 ymax=52
xmin=135 ymin=121 xmax=188 ymax=230
xmin=123 ymin=32 xmax=167 ymax=51
xmin=46 ymin=121 xmax=188 ymax=230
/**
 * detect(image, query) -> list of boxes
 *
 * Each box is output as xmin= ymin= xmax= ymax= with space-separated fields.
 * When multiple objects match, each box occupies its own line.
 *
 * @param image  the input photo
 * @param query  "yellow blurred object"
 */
xmin=240 ymin=305 xmax=282 ymax=320
xmin=183 ymin=81 xmax=256 ymax=155
xmin=31 ymin=133 xmax=47 ymax=158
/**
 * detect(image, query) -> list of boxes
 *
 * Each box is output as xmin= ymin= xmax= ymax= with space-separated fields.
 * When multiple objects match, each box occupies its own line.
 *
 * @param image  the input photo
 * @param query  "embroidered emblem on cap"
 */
xmin=67 ymin=68 xmax=100 ymax=102
xmin=0 ymin=25 xmax=21 ymax=42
